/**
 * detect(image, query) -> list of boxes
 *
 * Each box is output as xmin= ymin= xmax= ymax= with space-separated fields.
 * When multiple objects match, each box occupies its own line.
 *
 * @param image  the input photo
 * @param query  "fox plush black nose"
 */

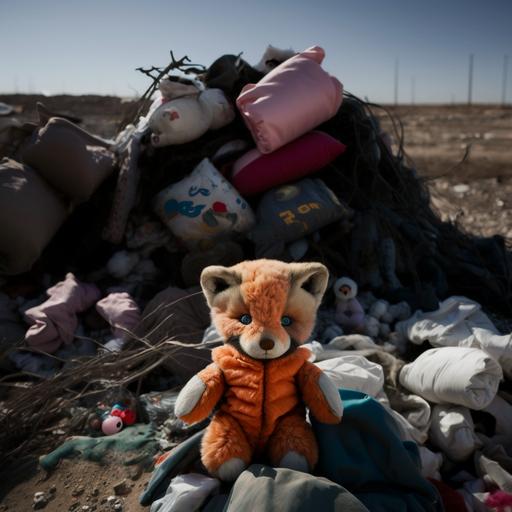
xmin=259 ymin=338 xmax=275 ymax=351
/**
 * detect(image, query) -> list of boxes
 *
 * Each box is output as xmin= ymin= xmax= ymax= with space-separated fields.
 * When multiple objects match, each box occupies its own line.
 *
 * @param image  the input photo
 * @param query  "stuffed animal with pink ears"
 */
xmin=333 ymin=277 xmax=365 ymax=332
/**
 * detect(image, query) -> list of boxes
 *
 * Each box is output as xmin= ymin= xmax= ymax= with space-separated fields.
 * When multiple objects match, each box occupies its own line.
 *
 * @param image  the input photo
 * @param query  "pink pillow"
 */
xmin=231 ymin=131 xmax=346 ymax=196
xmin=236 ymin=46 xmax=343 ymax=154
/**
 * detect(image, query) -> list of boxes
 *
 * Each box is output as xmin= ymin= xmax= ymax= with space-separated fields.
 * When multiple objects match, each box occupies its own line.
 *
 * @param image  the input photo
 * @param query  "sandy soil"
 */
xmin=0 ymin=458 xmax=151 ymax=511
xmin=378 ymin=104 xmax=512 ymax=239
xmin=0 ymin=96 xmax=511 ymax=510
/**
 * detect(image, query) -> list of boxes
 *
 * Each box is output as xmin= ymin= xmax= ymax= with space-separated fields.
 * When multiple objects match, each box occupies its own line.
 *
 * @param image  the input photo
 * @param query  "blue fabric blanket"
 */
xmin=312 ymin=389 xmax=443 ymax=512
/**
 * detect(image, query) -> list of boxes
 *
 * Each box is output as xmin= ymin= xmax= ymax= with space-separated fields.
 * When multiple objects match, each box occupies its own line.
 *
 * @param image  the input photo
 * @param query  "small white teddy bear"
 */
xmin=149 ymin=86 xmax=235 ymax=147
xmin=333 ymin=277 xmax=365 ymax=332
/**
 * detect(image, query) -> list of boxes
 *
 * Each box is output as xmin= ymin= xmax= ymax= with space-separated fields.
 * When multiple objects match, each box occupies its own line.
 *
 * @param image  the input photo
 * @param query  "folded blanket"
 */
xmin=399 ymin=347 xmax=502 ymax=410
xmin=396 ymin=296 xmax=512 ymax=379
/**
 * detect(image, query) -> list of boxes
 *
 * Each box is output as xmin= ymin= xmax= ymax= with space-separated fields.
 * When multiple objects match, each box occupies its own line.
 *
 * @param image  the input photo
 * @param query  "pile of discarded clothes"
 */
xmin=1 ymin=45 xmax=512 ymax=511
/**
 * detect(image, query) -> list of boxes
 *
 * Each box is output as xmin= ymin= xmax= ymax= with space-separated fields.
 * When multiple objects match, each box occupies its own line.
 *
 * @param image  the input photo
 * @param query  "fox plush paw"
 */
xmin=216 ymin=457 xmax=247 ymax=481
xmin=279 ymin=451 xmax=309 ymax=472
xmin=318 ymin=373 xmax=344 ymax=419
xmin=175 ymin=375 xmax=206 ymax=417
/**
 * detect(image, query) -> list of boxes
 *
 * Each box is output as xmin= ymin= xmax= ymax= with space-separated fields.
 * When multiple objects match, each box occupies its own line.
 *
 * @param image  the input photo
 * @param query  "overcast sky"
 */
xmin=1 ymin=0 xmax=511 ymax=104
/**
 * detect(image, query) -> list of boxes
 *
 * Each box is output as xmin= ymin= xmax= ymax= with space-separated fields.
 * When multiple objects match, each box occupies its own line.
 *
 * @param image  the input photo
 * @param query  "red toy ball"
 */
xmin=120 ymin=408 xmax=136 ymax=425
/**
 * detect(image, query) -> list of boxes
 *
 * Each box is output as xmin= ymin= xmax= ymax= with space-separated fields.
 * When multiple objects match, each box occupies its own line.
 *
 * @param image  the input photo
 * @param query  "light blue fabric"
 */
xmin=312 ymin=389 xmax=443 ymax=512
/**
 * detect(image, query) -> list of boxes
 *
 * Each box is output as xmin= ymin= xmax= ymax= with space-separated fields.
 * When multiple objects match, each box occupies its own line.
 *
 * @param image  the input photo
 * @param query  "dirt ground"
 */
xmin=0 ymin=458 xmax=151 ymax=511
xmin=378 ymin=104 xmax=512 ymax=239
xmin=0 ymin=96 xmax=511 ymax=510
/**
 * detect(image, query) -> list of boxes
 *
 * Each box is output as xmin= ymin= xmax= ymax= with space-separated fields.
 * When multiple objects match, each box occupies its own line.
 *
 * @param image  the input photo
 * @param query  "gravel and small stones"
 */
xmin=104 ymin=495 xmax=123 ymax=511
xmin=33 ymin=491 xmax=48 ymax=510
xmin=113 ymin=479 xmax=131 ymax=496
xmin=72 ymin=486 xmax=85 ymax=497
xmin=127 ymin=464 xmax=143 ymax=481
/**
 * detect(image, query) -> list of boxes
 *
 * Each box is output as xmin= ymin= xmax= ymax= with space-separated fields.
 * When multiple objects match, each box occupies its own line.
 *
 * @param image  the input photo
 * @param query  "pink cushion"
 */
xmin=236 ymin=46 xmax=343 ymax=154
xmin=231 ymin=131 xmax=346 ymax=196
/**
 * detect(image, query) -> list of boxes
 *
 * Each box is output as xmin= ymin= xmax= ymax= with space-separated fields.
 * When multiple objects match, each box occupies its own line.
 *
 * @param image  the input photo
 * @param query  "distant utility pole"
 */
xmin=502 ymin=55 xmax=509 ymax=106
xmin=394 ymin=59 xmax=399 ymax=105
xmin=411 ymin=76 xmax=416 ymax=105
xmin=468 ymin=53 xmax=474 ymax=105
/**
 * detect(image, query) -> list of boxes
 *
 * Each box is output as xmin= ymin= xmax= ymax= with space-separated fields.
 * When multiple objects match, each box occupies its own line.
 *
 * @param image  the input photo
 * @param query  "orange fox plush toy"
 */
xmin=174 ymin=259 xmax=343 ymax=481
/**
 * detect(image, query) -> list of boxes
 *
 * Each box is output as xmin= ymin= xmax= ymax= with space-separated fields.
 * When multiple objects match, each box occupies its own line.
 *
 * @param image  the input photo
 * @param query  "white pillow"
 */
xmin=153 ymin=158 xmax=255 ymax=248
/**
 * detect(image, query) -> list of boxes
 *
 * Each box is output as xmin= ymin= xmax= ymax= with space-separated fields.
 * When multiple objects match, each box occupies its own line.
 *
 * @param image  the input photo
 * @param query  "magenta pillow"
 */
xmin=231 ymin=131 xmax=346 ymax=196
xmin=236 ymin=46 xmax=343 ymax=154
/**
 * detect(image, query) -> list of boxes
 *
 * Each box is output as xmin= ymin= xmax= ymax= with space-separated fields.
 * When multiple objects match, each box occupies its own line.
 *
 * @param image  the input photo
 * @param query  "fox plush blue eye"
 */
xmin=240 ymin=314 xmax=252 ymax=325
xmin=281 ymin=316 xmax=292 ymax=327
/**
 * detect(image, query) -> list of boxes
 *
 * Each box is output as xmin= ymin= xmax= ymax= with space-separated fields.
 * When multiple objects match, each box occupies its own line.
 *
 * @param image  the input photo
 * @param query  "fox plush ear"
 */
xmin=290 ymin=262 xmax=329 ymax=306
xmin=200 ymin=265 xmax=242 ymax=307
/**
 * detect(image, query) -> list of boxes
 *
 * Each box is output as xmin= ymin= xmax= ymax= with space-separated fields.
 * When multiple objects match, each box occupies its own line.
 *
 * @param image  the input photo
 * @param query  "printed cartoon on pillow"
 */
xmin=174 ymin=259 xmax=343 ymax=481
xmin=154 ymin=158 xmax=254 ymax=248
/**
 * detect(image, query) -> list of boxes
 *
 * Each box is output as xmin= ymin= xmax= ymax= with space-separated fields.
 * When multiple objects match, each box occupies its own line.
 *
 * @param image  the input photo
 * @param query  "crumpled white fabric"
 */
xmin=482 ymin=395 xmax=512 ymax=437
xmin=399 ymin=347 xmax=502 ymax=410
xmin=396 ymin=296 xmax=512 ymax=379
xmin=315 ymin=354 xmax=384 ymax=397
xmin=307 ymin=335 xmax=378 ymax=363
xmin=328 ymin=334 xmax=378 ymax=351
xmin=429 ymin=404 xmax=482 ymax=461
xmin=373 ymin=389 xmax=431 ymax=445
xmin=393 ymin=393 xmax=432 ymax=437
xmin=373 ymin=390 xmax=427 ymax=444
xmin=150 ymin=473 xmax=220 ymax=512
xmin=418 ymin=446 xmax=443 ymax=480
xmin=475 ymin=446 xmax=512 ymax=493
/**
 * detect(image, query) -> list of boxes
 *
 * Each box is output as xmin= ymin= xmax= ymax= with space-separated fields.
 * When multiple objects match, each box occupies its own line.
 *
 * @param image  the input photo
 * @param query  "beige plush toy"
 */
xmin=149 ymin=88 xmax=235 ymax=147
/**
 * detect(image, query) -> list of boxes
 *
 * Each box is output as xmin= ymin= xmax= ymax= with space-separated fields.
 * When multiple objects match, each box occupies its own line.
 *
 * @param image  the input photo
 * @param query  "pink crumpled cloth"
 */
xmin=24 ymin=272 xmax=101 ymax=353
xmin=96 ymin=292 xmax=141 ymax=340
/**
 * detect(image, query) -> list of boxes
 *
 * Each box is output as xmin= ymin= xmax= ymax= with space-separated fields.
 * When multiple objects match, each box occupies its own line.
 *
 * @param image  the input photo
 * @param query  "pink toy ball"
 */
xmin=101 ymin=415 xmax=123 ymax=435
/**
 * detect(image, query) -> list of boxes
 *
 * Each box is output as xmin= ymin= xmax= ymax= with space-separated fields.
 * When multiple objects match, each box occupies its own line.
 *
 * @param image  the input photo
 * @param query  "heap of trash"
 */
xmin=1 ymin=45 xmax=512 ymax=511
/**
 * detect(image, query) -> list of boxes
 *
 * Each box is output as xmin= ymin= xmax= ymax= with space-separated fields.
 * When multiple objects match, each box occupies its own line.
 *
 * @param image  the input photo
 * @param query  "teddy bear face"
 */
xmin=200 ymin=259 xmax=328 ymax=360
xmin=334 ymin=276 xmax=358 ymax=301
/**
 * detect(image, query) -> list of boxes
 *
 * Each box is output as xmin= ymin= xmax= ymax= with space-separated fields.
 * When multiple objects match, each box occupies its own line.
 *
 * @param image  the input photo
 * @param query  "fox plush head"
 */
xmin=200 ymin=259 xmax=329 ymax=359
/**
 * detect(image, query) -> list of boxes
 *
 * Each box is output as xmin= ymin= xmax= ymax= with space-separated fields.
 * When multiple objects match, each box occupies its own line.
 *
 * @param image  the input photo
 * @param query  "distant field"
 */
xmin=2 ymin=95 xmax=511 ymax=239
